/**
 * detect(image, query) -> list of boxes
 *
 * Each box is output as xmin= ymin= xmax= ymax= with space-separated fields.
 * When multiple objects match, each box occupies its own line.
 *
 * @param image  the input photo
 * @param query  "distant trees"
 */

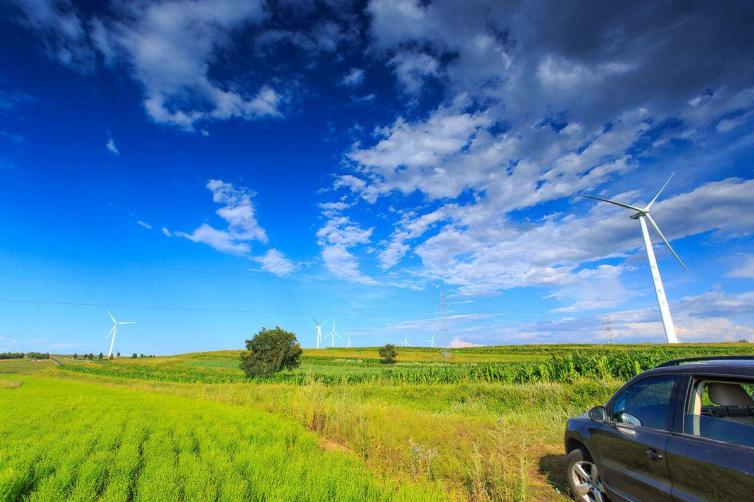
xmin=378 ymin=344 xmax=398 ymax=364
xmin=240 ymin=327 xmax=302 ymax=377
xmin=98 ymin=353 xmax=104 ymax=360
xmin=0 ymin=353 xmax=52 ymax=360
xmin=73 ymin=353 xmax=78 ymax=359
xmin=25 ymin=352 xmax=50 ymax=360
xmin=132 ymin=353 xmax=138 ymax=358
xmin=116 ymin=352 xmax=121 ymax=357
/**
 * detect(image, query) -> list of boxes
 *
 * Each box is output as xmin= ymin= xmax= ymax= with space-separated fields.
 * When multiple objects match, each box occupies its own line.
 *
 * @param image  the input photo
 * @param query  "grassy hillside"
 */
xmin=2 ymin=343 xmax=752 ymax=501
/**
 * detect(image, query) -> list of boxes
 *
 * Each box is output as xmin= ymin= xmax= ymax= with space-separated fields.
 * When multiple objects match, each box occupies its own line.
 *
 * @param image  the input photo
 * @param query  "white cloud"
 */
xmin=106 ymin=135 xmax=119 ymax=155
xmin=389 ymin=51 xmax=440 ymax=94
xmin=176 ymin=179 xmax=268 ymax=255
xmin=136 ymin=220 xmax=152 ymax=230
xmin=450 ymin=337 xmax=482 ymax=348
xmin=161 ymin=227 xmax=172 ymax=237
xmin=253 ymin=249 xmax=297 ymax=276
xmin=92 ymin=0 xmax=279 ymax=130
xmin=8 ymin=0 xmax=95 ymax=72
xmin=342 ymin=68 xmax=365 ymax=87
xmin=316 ymin=207 xmax=377 ymax=285
xmin=729 ymin=255 xmax=754 ymax=279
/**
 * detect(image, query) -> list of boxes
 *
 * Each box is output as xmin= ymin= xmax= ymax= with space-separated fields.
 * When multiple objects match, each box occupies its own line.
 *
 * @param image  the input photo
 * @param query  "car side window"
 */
xmin=611 ymin=375 xmax=677 ymax=431
xmin=684 ymin=379 xmax=754 ymax=449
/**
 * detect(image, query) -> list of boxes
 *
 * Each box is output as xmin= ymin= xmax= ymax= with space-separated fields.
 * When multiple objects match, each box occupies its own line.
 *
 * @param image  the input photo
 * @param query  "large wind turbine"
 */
xmin=106 ymin=311 xmax=135 ymax=357
xmin=313 ymin=318 xmax=326 ymax=349
xmin=425 ymin=335 xmax=436 ymax=348
xmin=584 ymin=172 xmax=686 ymax=344
xmin=401 ymin=335 xmax=409 ymax=347
xmin=328 ymin=321 xmax=343 ymax=348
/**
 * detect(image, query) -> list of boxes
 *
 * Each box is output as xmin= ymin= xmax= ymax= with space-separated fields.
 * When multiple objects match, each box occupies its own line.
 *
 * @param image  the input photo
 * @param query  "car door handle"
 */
xmin=646 ymin=448 xmax=664 ymax=461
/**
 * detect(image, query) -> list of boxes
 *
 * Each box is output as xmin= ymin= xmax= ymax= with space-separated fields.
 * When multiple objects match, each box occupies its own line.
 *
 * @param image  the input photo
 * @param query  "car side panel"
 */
xmin=592 ymin=424 xmax=673 ymax=501
xmin=666 ymin=435 xmax=754 ymax=501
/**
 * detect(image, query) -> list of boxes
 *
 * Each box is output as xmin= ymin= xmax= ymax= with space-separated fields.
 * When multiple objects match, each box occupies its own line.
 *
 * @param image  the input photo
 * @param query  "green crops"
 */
xmin=59 ymin=344 xmax=754 ymax=385
xmin=0 ymin=376 xmax=443 ymax=502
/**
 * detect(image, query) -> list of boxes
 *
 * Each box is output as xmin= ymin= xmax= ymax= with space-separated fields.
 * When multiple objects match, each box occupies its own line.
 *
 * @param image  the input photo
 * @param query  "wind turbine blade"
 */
xmin=119 ymin=321 xmax=136 ymax=325
xmin=645 ymin=214 xmax=687 ymax=270
xmin=582 ymin=195 xmax=644 ymax=213
xmin=106 ymin=326 xmax=116 ymax=339
xmin=647 ymin=171 xmax=674 ymax=209
xmin=108 ymin=310 xmax=117 ymax=324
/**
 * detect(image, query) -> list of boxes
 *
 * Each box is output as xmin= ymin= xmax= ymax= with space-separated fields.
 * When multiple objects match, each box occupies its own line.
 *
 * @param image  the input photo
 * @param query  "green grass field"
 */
xmin=2 ymin=343 xmax=753 ymax=501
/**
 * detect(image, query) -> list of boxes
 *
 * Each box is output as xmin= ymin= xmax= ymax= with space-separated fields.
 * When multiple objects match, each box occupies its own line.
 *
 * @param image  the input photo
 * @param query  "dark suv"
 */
xmin=563 ymin=356 xmax=754 ymax=501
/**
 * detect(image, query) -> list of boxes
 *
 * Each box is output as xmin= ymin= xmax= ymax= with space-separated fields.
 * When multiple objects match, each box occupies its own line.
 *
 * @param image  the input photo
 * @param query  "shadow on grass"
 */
xmin=539 ymin=453 xmax=568 ymax=495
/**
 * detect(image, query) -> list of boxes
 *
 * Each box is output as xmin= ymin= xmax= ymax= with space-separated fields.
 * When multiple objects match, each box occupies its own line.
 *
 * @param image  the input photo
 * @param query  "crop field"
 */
xmin=2 ymin=343 xmax=753 ymax=501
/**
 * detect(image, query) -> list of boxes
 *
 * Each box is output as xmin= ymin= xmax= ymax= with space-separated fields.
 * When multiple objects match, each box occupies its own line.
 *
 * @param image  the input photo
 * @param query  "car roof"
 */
xmin=645 ymin=358 xmax=754 ymax=378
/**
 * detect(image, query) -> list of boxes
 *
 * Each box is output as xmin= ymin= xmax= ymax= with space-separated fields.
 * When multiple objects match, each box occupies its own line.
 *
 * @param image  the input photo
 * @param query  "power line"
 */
xmin=0 ymin=297 xmax=318 ymax=316
xmin=0 ymin=297 xmax=412 ymax=319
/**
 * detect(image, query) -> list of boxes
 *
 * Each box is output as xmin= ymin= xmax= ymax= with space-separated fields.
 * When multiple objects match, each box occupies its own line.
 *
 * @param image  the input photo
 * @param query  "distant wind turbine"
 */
xmin=425 ymin=335 xmax=436 ymax=348
xmin=584 ymin=172 xmax=686 ymax=344
xmin=106 ymin=311 xmax=135 ymax=357
xmin=329 ymin=321 xmax=343 ymax=348
xmin=401 ymin=335 xmax=409 ymax=347
xmin=313 ymin=318 xmax=326 ymax=349
xmin=346 ymin=333 xmax=352 ymax=348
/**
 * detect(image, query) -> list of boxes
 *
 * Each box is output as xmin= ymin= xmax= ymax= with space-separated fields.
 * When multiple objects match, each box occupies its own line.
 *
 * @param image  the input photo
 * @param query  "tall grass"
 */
xmin=0 ymin=375 xmax=443 ymax=501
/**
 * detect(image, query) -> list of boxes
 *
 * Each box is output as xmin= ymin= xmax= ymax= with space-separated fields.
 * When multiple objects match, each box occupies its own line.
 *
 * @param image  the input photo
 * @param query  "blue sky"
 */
xmin=1 ymin=0 xmax=754 ymax=354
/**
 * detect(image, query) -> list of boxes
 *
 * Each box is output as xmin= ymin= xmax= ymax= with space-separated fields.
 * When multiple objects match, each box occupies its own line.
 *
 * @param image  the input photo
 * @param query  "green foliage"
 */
xmin=378 ymin=344 xmax=398 ymax=364
xmin=25 ymin=352 xmax=50 ymax=360
xmin=0 ymin=375 xmax=440 ymax=501
xmin=132 ymin=353 xmax=137 ymax=359
xmin=58 ymin=344 xmax=754 ymax=386
xmin=0 ymin=353 xmax=24 ymax=360
xmin=240 ymin=327 xmax=302 ymax=377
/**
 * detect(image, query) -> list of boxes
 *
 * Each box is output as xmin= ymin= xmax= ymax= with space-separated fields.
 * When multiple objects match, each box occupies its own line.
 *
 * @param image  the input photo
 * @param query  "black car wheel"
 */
xmin=565 ymin=447 xmax=606 ymax=502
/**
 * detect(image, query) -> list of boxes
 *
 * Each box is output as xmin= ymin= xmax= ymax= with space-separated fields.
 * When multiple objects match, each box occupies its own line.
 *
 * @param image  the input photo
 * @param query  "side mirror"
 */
xmin=589 ymin=406 xmax=607 ymax=423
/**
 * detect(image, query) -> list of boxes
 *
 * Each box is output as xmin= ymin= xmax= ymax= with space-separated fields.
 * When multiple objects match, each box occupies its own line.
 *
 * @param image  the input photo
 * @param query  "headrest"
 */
xmin=708 ymin=383 xmax=754 ymax=407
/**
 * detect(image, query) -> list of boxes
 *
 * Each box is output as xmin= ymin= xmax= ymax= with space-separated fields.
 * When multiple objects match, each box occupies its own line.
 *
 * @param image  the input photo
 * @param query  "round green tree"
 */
xmin=240 ymin=327 xmax=303 ymax=377
xmin=378 ymin=344 xmax=398 ymax=364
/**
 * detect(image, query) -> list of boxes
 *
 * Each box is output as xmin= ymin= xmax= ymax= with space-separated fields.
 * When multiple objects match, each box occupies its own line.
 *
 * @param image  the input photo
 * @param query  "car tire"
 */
xmin=565 ymin=446 xmax=605 ymax=502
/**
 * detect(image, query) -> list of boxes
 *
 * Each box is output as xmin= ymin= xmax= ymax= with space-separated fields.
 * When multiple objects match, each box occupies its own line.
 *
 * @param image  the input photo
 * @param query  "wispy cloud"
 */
xmin=106 ymin=134 xmax=120 ymax=155
xmin=728 ymin=255 xmax=754 ymax=279
xmin=252 ymin=249 xmax=297 ymax=276
xmin=341 ymin=68 xmax=365 ymax=87
xmin=136 ymin=220 xmax=152 ymax=230
xmin=176 ymin=180 xmax=268 ymax=255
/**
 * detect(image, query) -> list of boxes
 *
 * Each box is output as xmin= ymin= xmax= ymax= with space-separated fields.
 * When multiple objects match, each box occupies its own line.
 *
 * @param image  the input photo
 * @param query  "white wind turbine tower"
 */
xmin=584 ymin=172 xmax=687 ymax=344
xmin=106 ymin=311 xmax=135 ymax=357
xmin=346 ymin=333 xmax=352 ymax=348
xmin=425 ymin=335 xmax=436 ymax=348
xmin=313 ymin=318 xmax=326 ymax=349
xmin=329 ymin=321 xmax=343 ymax=348
xmin=401 ymin=334 xmax=409 ymax=347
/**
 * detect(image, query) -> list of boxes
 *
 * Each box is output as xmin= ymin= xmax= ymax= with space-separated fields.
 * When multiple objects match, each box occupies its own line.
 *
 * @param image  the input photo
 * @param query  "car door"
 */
xmin=666 ymin=377 xmax=754 ymax=501
xmin=591 ymin=374 xmax=681 ymax=501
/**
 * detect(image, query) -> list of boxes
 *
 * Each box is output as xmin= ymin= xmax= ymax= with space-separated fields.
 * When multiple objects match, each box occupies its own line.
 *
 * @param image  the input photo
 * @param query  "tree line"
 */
xmin=0 ymin=352 xmax=50 ymax=359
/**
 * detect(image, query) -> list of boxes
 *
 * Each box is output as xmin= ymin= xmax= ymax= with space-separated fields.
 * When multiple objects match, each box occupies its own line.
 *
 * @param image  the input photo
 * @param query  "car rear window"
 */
xmin=685 ymin=380 xmax=754 ymax=449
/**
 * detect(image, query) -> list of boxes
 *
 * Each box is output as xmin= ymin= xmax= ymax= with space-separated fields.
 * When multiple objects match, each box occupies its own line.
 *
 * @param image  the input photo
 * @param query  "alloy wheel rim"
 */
xmin=570 ymin=460 xmax=604 ymax=502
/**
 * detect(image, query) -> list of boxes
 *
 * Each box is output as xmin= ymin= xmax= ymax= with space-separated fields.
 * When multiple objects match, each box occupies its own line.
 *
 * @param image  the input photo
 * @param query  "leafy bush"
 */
xmin=25 ymin=352 xmax=50 ymax=360
xmin=0 ymin=352 xmax=24 ymax=360
xmin=378 ymin=344 xmax=398 ymax=364
xmin=240 ymin=327 xmax=302 ymax=377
